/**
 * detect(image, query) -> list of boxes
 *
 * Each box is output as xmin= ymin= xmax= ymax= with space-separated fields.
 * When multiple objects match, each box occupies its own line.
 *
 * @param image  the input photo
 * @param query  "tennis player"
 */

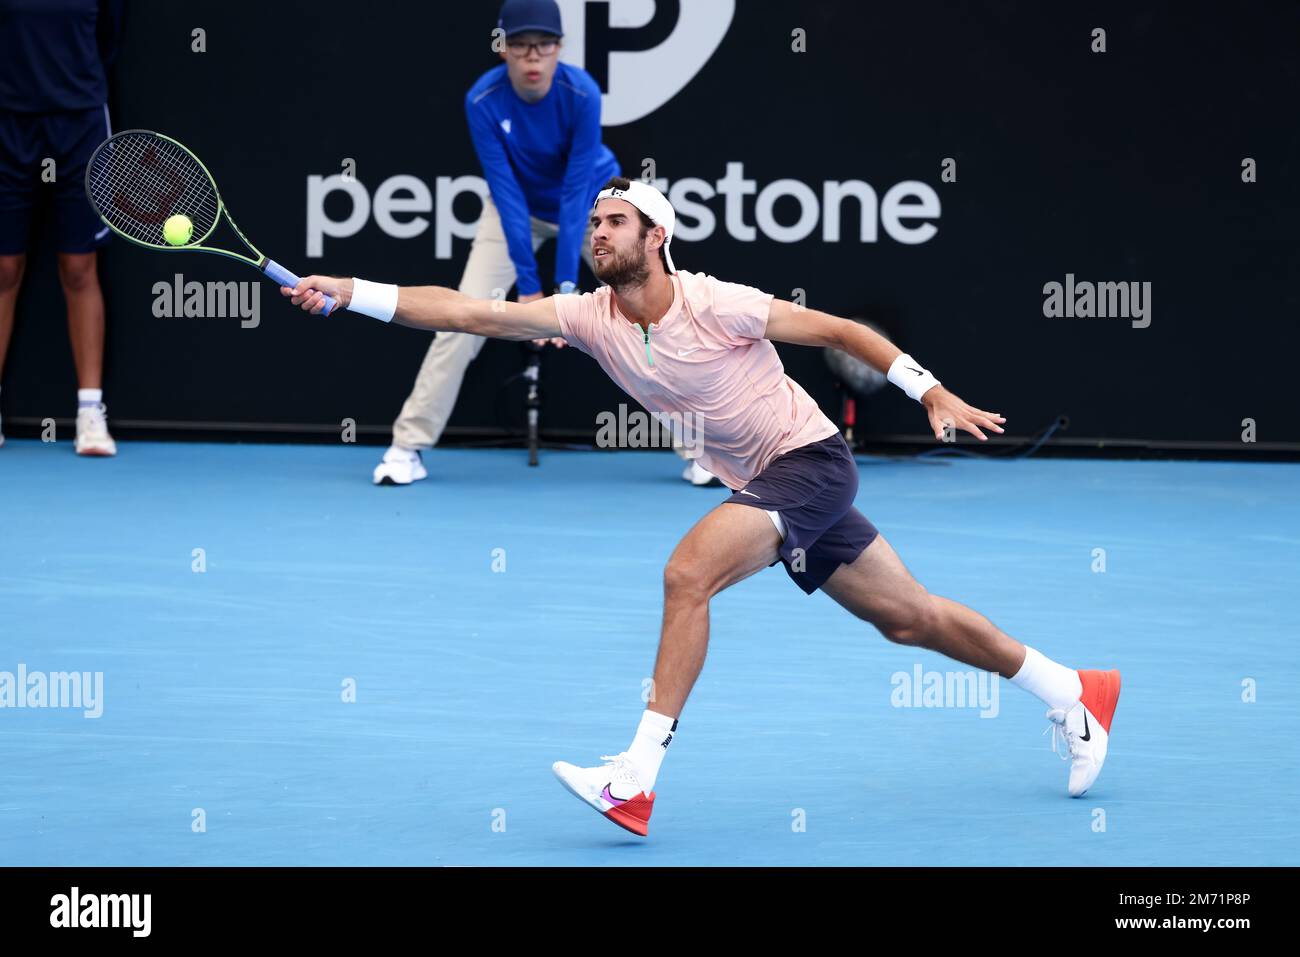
xmin=284 ymin=178 xmax=1122 ymax=837
xmin=371 ymin=0 xmax=616 ymax=485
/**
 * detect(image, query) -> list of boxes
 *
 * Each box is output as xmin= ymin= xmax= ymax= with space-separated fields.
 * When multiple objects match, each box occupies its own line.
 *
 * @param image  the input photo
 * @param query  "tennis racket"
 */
xmin=84 ymin=129 xmax=337 ymax=314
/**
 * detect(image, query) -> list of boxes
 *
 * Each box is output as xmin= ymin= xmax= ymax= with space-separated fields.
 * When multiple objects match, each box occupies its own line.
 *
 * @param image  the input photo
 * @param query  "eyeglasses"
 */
xmin=506 ymin=38 xmax=559 ymax=57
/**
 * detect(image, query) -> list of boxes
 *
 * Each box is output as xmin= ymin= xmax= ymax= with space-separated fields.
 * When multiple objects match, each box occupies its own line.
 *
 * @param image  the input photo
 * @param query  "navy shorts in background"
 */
xmin=725 ymin=432 xmax=879 ymax=595
xmin=0 ymin=105 xmax=113 ymax=254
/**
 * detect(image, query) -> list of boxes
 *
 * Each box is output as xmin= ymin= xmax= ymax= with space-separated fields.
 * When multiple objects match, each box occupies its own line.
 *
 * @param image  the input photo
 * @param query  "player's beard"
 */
xmin=593 ymin=243 xmax=650 ymax=292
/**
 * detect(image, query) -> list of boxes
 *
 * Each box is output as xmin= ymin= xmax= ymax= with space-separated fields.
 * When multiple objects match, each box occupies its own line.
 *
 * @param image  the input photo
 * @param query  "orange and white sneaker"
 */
xmin=1046 ymin=668 xmax=1122 ymax=797
xmin=552 ymin=752 xmax=655 ymax=837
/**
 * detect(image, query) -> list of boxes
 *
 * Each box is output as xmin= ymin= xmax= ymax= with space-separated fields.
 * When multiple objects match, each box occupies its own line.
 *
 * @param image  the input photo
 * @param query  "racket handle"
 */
xmin=264 ymin=259 xmax=339 ymax=316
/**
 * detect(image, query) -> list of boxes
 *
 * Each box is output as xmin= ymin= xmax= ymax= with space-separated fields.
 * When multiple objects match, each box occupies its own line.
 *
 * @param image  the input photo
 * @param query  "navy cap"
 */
xmin=498 ymin=0 xmax=564 ymax=38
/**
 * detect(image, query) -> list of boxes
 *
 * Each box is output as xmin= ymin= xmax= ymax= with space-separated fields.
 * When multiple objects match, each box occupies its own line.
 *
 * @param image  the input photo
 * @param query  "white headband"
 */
xmin=592 ymin=180 xmax=677 ymax=273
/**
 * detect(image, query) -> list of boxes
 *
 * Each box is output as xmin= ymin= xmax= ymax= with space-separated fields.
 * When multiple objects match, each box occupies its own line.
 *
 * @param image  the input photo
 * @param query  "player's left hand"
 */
xmin=921 ymin=385 xmax=1006 ymax=441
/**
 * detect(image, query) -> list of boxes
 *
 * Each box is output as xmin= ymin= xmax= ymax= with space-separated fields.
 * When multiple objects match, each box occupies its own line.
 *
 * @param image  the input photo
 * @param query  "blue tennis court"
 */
xmin=1 ymin=441 xmax=1295 ymax=866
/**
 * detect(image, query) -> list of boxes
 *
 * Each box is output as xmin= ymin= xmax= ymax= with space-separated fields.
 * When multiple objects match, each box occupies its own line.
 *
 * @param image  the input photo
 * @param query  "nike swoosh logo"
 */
xmin=601 ymin=784 xmax=632 ymax=806
xmin=677 ymin=347 xmax=702 ymax=357
xmin=1079 ymin=712 xmax=1091 ymax=742
xmin=738 ymin=490 xmax=759 ymax=498
xmin=906 ymin=366 xmax=923 ymax=375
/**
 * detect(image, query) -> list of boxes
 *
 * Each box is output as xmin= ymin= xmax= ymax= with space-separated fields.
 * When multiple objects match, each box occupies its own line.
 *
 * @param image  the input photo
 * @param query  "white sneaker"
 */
xmin=552 ymin=752 xmax=655 ymax=836
xmin=75 ymin=403 xmax=117 ymax=456
xmin=681 ymin=460 xmax=722 ymax=487
xmin=372 ymin=445 xmax=427 ymax=485
xmin=1045 ymin=668 xmax=1121 ymax=797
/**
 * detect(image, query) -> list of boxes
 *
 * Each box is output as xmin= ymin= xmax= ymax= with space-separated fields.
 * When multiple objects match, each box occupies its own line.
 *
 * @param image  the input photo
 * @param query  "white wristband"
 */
xmin=887 ymin=353 xmax=941 ymax=402
xmin=348 ymin=278 xmax=398 ymax=322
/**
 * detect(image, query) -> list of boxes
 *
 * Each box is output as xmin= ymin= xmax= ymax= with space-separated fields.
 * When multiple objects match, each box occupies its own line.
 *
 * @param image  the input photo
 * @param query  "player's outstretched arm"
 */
xmin=765 ymin=298 xmax=1006 ymax=442
xmin=280 ymin=276 xmax=562 ymax=341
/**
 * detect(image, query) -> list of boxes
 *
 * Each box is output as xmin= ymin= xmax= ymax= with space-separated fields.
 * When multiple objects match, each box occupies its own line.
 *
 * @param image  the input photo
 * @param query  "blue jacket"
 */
xmin=465 ymin=62 xmax=619 ymax=295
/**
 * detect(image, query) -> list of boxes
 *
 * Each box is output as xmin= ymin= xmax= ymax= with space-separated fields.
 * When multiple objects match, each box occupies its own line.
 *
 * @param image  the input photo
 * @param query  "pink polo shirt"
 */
xmin=553 ymin=270 xmax=839 ymax=490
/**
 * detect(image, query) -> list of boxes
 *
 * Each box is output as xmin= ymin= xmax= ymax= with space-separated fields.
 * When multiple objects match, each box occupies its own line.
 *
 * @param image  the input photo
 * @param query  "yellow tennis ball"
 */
xmin=163 ymin=214 xmax=193 ymax=246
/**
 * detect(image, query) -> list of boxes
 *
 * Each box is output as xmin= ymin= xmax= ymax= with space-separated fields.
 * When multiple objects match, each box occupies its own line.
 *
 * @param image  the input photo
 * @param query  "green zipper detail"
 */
xmin=643 ymin=327 xmax=654 ymax=367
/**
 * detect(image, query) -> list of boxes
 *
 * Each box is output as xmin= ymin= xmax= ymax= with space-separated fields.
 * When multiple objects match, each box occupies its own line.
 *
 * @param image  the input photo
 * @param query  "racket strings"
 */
xmin=87 ymin=132 xmax=221 ymax=247
xmin=98 ymin=135 xmax=217 ymax=226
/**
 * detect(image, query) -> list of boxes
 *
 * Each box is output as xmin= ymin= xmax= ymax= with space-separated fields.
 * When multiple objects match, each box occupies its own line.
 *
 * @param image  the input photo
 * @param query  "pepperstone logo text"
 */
xmin=307 ymin=163 xmax=940 ymax=257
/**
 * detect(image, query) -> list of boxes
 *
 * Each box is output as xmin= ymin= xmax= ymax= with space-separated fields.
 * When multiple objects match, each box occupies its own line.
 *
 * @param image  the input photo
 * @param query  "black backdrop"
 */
xmin=6 ymin=0 xmax=1298 ymax=452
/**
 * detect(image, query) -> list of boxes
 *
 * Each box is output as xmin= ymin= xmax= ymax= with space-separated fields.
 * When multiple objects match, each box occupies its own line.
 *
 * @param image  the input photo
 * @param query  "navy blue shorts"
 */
xmin=0 ymin=106 xmax=113 ymax=255
xmin=725 ymin=432 xmax=879 ymax=594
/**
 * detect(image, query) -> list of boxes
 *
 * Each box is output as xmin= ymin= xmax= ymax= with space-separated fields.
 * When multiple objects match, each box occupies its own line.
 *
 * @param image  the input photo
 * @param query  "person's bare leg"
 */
xmin=821 ymin=534 xmax=1025 ymax=676
xmin=0 ymin=254 xmax=26 ymax=377
xmin=650 ymin=502 xmax=782 ymax=716
xmin=57 ymin=251 xmax=104 ymax=389
xmin=551 ymin=502 xmax=780 ymax=825
xmin=822 ymin=532 xmax=1120 ymax=798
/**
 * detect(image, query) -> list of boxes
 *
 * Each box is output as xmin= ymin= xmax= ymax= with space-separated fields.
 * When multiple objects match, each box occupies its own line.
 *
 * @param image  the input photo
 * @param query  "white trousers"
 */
xmin=391 ymin=196 xmax=596 ymax=449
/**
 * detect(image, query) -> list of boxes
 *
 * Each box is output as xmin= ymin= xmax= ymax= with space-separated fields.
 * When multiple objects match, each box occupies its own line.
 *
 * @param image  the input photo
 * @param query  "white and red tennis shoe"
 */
xmin=552 ymin=752 xmax=655 ymax=837
xmin=1046 ymin=668 xmax=1122 ymax=797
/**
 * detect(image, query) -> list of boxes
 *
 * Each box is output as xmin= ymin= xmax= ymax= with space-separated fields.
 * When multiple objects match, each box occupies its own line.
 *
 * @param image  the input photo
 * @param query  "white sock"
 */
xmin=625 ymin=709 xmax=677 ymax=793
xmin=77 ymin=388 xmax=102 ymax=409
xmin=1009 ymin=646 xmax=1082 ymax=712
